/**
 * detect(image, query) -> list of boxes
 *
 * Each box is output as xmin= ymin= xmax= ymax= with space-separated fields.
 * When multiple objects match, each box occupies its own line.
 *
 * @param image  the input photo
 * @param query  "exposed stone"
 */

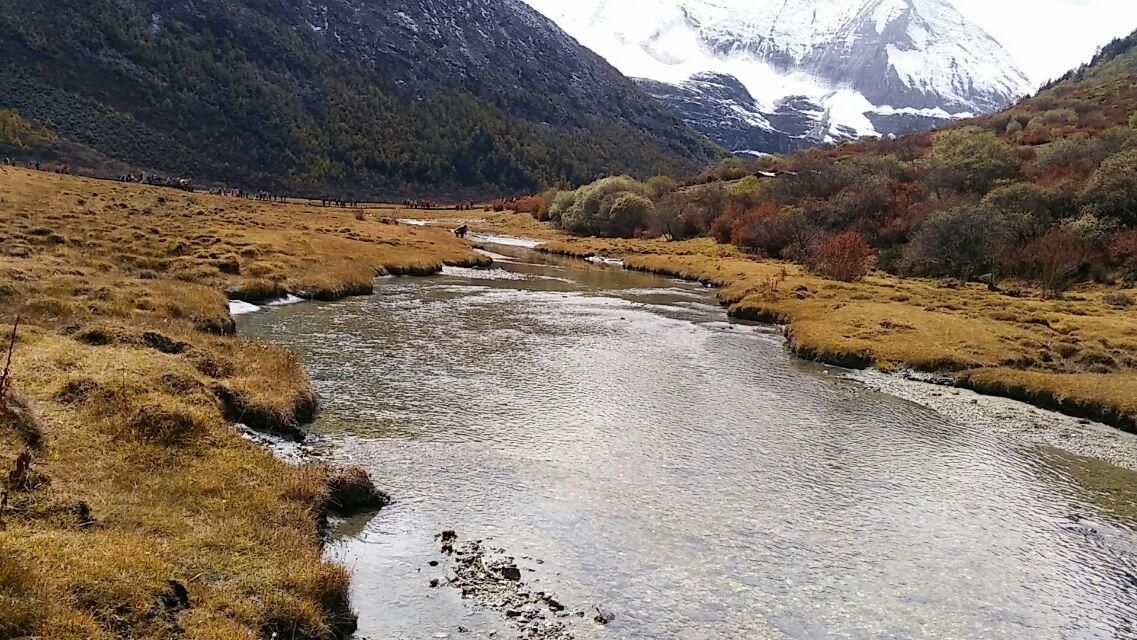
xmin=438 ymin=533 xmax=575 ymax=639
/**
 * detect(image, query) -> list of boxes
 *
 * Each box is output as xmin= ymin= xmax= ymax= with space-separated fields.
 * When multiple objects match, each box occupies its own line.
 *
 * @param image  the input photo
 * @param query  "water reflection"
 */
xmin=240 ymin=247 xmax=1137 ymax=640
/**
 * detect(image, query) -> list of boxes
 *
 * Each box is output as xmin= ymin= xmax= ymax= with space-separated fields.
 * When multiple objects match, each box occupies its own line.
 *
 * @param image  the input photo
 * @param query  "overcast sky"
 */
xmin=952 ymin=0 xmax=1137 ymax=85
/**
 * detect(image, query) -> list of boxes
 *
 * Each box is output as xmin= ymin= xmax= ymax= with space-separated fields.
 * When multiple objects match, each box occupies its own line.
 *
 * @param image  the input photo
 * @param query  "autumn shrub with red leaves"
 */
xmin=1023 ymin=230 xmax=1092 ymax=296
xmin=1110 ymin=229 xmax=1137 ymax=278
xmin=806 ymin=231 xmax=874 ymax=282
xmin=511 ymin=196 xmax=543 ymax=217
xmin=708 ymin=200 xmax=751 ymax=244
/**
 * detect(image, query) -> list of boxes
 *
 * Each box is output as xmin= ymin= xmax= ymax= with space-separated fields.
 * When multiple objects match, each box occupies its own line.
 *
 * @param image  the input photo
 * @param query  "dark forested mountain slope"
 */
xmin=0 ymin=0 xmax=721 ymax=196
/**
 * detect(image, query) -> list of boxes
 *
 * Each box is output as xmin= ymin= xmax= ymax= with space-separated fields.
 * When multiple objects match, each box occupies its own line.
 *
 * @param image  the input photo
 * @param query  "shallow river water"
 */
xmin=239 ymin=245 xmax=1137 ymax=640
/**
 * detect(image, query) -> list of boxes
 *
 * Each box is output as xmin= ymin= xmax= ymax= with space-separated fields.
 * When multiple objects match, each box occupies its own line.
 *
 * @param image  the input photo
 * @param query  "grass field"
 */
xmin=0 ymin=167 xmax=489 ymax=639
xmin=393 ymin=207 xmax=569 ymax=241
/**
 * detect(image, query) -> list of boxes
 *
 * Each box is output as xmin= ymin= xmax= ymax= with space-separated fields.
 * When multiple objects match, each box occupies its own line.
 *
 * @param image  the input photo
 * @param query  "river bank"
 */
xmin=0 ymin=167 xmax=490 ymax=638
xmin=535 ymin=236 xmax=1137 ymax=438
xmin=527 ymin=234 xmax=1137 ymax=515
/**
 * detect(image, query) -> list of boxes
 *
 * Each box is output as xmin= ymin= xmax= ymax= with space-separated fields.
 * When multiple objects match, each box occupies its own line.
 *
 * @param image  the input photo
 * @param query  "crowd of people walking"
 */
xmin=4 ymin=157 xmax=73 ymax=174
xmin=402 ymin=198 xmax=477 ymax=210
xmin=118 ymin=172 xmax=194 ymax=191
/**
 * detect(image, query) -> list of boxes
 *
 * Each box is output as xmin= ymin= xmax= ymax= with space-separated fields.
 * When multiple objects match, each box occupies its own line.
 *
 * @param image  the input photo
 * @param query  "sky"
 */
xmin=952 ymin=0 xmax=1137 ymax=85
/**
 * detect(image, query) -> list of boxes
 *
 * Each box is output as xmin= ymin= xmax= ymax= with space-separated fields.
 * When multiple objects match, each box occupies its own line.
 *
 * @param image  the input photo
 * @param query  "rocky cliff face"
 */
xmin=0 ymin=0 xmax=719 ymax=194
xmin=525 ymin=0 xmax=1033 ymax=153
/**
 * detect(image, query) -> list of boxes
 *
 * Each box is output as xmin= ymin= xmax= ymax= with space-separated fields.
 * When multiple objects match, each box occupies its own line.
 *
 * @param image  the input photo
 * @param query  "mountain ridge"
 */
xmin=524 ymin=0 xmax=1032 ymax=153
xmin=0 ymin=0 xmax=722 ymax=196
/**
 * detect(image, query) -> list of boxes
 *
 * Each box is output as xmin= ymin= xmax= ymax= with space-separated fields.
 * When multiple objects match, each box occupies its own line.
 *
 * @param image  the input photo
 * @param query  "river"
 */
xmin=238 ymin=243 xmax=1137 ymax=640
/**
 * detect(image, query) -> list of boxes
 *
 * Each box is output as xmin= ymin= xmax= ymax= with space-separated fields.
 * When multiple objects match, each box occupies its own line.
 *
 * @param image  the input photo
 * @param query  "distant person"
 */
xmin=454 ymin=224 xmax=469 ymax=239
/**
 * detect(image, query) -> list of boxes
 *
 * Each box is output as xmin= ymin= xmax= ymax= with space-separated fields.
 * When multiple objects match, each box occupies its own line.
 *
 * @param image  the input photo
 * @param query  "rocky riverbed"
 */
xmin=427 ymin=531 xmax=614 ymax=640
xmin=851 ymin=369 xmax=1137 ymax=471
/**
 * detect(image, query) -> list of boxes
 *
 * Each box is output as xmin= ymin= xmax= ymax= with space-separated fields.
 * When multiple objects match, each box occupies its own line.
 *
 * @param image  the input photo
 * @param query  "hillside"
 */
xmin=657 ymin=25 xmax=1137 ymax=287
xmin=0 ymin=0 xmax=721 ymax=196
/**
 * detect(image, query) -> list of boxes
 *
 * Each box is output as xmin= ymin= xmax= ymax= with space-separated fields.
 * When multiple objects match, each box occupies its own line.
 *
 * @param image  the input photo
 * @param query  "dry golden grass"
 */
xmin=0 ymin=167 xmax=491 ymax=638
xmin=537 ymin=235 xmax=1137 ymax=431
xmin=397 ymin=208 xmax=570 ymax=242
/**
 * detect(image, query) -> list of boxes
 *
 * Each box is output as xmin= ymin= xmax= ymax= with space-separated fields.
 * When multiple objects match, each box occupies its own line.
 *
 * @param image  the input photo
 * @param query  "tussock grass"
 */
xmin=0 ymin=551 xmax=40 ymax=637
xmin=0 ymin=167 xmax=492 ymax=638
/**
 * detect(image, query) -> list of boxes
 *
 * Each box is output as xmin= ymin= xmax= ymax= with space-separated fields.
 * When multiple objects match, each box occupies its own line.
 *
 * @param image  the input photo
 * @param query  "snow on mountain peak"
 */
xmin=523 ymin=0 xmax=1032 ymax=150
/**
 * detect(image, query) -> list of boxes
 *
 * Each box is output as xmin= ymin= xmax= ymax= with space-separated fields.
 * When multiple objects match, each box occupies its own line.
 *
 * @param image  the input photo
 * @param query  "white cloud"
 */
xmin=949 ymin=0 xmax=1137 ymax=86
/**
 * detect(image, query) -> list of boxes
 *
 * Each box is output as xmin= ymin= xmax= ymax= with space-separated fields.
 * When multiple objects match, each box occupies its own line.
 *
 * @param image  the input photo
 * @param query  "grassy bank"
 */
xmin=537 ymin=235 xmax=1137 ymax=434
xmin=394 ymin=207 xmax=569 ymax=242
xmin=0 ymin=167 xmax=489 ymax=638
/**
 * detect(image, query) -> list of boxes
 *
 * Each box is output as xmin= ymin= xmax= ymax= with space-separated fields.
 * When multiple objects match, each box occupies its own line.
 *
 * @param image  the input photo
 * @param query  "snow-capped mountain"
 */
xmin=522 ymin=0 xmax=1033 ymax=153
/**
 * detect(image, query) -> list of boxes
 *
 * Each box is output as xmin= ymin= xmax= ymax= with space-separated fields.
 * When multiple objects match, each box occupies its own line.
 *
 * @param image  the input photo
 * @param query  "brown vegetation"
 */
xmin=0 ymin=166 xmax=489 ymax=638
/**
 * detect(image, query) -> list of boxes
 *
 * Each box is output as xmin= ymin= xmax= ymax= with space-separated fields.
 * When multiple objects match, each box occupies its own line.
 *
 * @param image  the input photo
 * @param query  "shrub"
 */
xmin=982 ymin=182 xmax=1050 ymax=219
xmin=1095 ymin=126 xmax=1137 ymax=156
xmin=607 ymin=193 xmax=654 ymax=237
xmin=1063 ymin=211 xmax=1119 ymax=243
xmin=1020 ymin=117 xmax=1053 ymax=145
xmin=981 ymin=182 xmax=1052 ymax=240
xmin=722 ymin=175 xmax=767 ymax=216
xmin=1035 ymin=133 xmax=1095 ymax=174
xmin=559 ymin=176 xmax=652 ymax=237
xmin=1022 ymin=230 xmax=1091 ymax=296
xmin=775 ymin=155 xmax=855 ymax=201
xmin=685 ymin=184 xmax=727 ymax=230
xmin=0 ymin=109 xmax=55 ymax=150
xmin=727 ymin=175 xmax=762 ymax=199
xmin=902 ymin=204 xmax=1015 ymax=280
xmin=510 ymin=195 xmax=544 ymax=217
xmin=1080 ymin=148 xmax=1137 ymax=224
xmin=1045 ymin=180 xmax=1083 ymax=220
xmin=709 ymin=201 xmax=782 ymax=249
xmin=740 ymin=207 xmax=817 ymax=259
xmin=546 ymin=190 xmax=577 ymax=224
xmin=649 ymin=192 xmax=704 ymax=240
xmin=1104 ymin=291 xmax=1134 ymax=308
xmin=1109 ymin=229 xmax=1137 ymax=276
xmin=824 ymin=173 xmax=894 ymax=229
xmin=645 ymin=175 xmax=677 ymax=199
xmin=1037 ymin=127 xmax=1137 ymax=176
xmin=709 ymin=208 xmax=738 ymax=245
xmin=1042 ymin=108 xmax=1078 ymax=126
xmin=807 ymin=231 xmax=874 ymax=281
xmin=924 ymin=126 xmax=1021 ymax=194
